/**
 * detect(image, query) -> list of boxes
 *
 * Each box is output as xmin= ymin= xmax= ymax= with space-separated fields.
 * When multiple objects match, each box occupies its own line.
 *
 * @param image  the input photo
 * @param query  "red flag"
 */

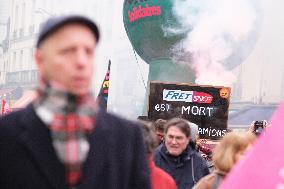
xmin=1 ymin=99 xmax=11 ymax=114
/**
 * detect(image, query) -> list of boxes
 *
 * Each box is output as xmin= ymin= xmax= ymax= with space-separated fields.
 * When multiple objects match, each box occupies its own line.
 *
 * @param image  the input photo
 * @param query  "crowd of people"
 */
xmin=141 ymin=117 xmax=259 ymax=189
xmin=0 ymin=14 xmax=270 ymax=189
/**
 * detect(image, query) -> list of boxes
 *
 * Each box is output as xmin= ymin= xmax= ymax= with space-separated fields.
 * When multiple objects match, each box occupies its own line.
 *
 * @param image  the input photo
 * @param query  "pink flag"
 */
xmin=219 ymin=101 xmax=284 ymax=189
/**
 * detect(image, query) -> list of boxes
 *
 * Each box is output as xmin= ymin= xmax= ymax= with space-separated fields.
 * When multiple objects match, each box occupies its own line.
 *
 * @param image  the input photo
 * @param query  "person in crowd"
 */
xmin=154 ymin=118 xmax=167 ymax=144
xmin=196 ymin=138 xmax=214 ymax=172
xmin=0 ymin=15 xmax=151 ymax=189
xmin=154 ymin=117 xmax=210 ymax=189
xmin=140 ymin=120 xmax=178 ymax=189
xmin=186 ymin=122 xmax=214 ymax=172
xmin=196 ymin=139 xmax=213 ymax=158
xmin=192 ymin=132 xmax=256 ymax=189
xmin=195 ymin=128 xmax=234 ymax=173
xmin=186 ymin=121 xmax=199 ymax=150
xmin=188 ymin=122 xmax=199 ymax=142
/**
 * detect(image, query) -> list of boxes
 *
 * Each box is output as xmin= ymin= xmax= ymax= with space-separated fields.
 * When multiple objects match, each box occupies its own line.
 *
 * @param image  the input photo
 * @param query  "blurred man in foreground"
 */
xmin=0 ymin=15 xmax=150 ymax=189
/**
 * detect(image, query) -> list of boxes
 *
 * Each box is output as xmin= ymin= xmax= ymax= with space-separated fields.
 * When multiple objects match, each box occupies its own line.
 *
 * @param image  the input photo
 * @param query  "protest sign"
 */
xmin=148 ymin=82 xmax=230 ymax=139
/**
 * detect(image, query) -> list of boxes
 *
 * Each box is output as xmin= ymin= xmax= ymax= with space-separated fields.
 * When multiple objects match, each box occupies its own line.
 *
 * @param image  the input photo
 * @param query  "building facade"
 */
xmin=0 ymin=0 xmax=117 ymax=108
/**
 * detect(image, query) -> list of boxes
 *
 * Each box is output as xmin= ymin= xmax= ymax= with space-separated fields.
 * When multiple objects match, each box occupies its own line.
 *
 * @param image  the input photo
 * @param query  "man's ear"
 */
xmin=35 ymin=49 xmax=45 ymax=77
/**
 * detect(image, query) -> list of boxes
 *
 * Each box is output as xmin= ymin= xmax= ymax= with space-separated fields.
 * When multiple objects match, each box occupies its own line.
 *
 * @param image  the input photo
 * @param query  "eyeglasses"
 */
xmin=166 ymin=134 xmax=186 ymax=142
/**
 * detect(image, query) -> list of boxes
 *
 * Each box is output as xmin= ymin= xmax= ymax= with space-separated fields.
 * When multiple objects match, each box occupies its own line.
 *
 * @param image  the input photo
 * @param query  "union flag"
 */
xmin=97 ymin=60 xmax=111 ymax=110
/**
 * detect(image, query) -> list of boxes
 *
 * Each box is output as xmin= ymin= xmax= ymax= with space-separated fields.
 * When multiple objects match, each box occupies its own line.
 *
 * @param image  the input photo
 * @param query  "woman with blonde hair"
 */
xmin=192 ymin=132 xmax=256 ymax=189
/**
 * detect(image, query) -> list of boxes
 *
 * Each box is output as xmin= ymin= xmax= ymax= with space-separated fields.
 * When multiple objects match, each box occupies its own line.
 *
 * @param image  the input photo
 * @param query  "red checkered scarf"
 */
xmin=33 ymin=79 xmax=97 ymax=187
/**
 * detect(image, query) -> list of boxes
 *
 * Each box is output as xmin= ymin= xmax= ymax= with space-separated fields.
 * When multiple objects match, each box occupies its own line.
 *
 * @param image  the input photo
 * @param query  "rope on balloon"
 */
xmin=124 ymin=25 xmax=147 ymax=91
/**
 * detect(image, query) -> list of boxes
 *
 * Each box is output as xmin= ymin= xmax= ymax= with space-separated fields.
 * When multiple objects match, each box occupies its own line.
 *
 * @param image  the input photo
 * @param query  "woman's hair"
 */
xmin=139 ymin=121 xmax=159 ymax=154
xmin=164 ymin=118 xmax=191 ymax=138
xmin=213 ymin=132 xmax=256 ymax=173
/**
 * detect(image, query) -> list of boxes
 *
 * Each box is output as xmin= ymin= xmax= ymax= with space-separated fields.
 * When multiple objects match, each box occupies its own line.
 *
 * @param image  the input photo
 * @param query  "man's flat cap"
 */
xmin=36 ymin=15 xmax=100 ymax=48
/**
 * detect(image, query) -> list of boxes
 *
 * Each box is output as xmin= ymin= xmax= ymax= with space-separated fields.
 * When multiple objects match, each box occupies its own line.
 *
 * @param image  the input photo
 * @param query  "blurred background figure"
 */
xmin=140 ymin=120 xmax=177 ymax=189
xmin=154 ymin=118 xmax=209 ymax=189
xmin=187 ymin=121 xmax=199 ymax=149
xmin=196 ymin=138 xmax=214 ymax=173
xmin=154 ymin=118 xmax=167 ymax=144
xmin=186 ymin=121 xmax=214 ymax=173
xmin=193 ymin=132 xmax=256 ymax=189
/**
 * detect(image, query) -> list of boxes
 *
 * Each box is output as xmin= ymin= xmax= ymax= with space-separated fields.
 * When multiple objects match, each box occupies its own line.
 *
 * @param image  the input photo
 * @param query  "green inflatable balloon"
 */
xmin=123 ymin=0 xmax=261 ymax=83
xmin=123 ymin=0 xmax=195 ymax=82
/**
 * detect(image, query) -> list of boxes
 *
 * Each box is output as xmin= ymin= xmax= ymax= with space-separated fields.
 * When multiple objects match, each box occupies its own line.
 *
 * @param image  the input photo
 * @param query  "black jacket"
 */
xmin=0 ymin=104 xmax=151 ymax=189
xmin=154 ymin=144 xmax=209 ymax=189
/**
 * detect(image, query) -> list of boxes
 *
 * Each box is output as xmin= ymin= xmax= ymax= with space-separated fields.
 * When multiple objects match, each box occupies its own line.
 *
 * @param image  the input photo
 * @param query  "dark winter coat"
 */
xmin=0 ymin=104 xmax=151 ymax=189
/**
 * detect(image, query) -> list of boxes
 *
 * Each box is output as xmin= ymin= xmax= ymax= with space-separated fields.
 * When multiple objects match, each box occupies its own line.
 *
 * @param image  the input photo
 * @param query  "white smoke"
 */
xmin=167 ymin=0 xmax=258 ymax=87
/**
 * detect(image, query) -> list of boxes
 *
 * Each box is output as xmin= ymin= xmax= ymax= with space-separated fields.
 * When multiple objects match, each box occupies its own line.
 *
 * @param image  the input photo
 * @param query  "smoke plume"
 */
xmin=165 ymin=0 xmax=259 ymax=87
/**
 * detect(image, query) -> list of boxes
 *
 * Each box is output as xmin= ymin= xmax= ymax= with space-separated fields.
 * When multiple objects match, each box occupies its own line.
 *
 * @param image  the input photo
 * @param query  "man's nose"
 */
xmin=171 ymin=138 xmax=178 ymax=144
xmin=75 ymin=49 xmax=89 ymax=67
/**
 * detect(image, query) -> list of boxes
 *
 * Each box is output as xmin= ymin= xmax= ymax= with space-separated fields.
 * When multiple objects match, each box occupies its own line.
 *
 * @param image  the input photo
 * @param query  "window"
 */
xmin=19 ymin=50 xmax=23 ymax=70
xmin=29 ymin=48 xmax=33 ymax=69
xmin=29 ymin=25 xmax=35 ymax=35
xmin=21 ymin=3 xmax=26 ymax=35
xmin=14 ymin=5 xmax=19 ymax=33
xmin=12 ymin=51 xmax=16 ymax=72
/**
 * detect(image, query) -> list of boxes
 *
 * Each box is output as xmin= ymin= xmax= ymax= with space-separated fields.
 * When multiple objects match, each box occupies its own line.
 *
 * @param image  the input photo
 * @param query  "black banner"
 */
xmin=148 ymin=82 xmax=231 ymax=140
